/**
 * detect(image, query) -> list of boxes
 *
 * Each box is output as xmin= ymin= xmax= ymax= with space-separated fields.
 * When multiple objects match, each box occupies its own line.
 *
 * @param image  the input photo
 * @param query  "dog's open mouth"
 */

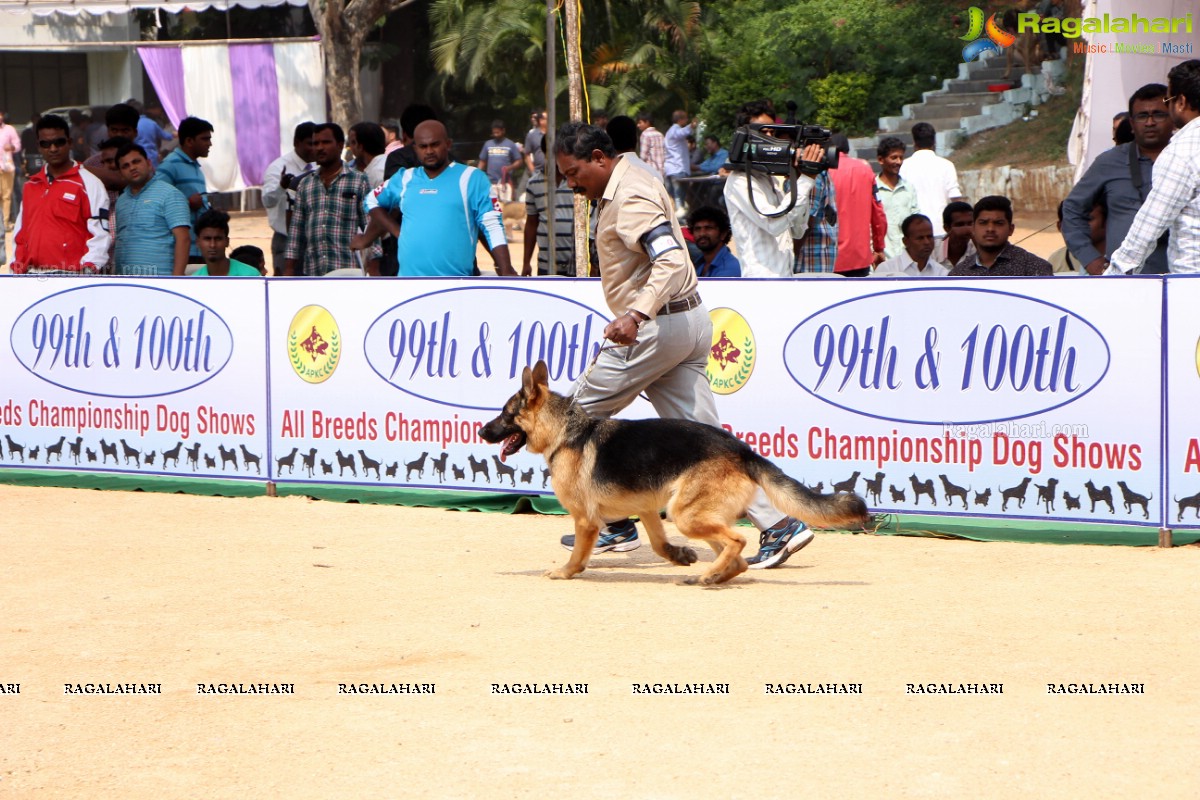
xmin=499 ymin=432 xmax=527 ymax=460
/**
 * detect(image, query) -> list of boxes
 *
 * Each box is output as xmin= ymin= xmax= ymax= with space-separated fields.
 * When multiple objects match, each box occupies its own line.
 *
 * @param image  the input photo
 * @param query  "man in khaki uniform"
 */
xmin=553 ymin=122 xmax=810 ymax=568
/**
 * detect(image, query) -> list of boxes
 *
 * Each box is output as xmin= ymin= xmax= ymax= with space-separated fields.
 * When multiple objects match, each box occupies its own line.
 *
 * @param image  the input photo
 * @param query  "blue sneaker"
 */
xmin=746 ymin=518 xmax=813 ymax=569
xmin=560 ymin=519 xmax=641 ymax=553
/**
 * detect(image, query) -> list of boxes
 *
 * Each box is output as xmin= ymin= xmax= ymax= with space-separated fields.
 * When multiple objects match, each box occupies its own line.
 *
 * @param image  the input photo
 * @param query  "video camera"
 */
xmin=725 ymin=122 xmax=840 ymax=219
xmin=727 ymin=123 xmax=839 ymax=177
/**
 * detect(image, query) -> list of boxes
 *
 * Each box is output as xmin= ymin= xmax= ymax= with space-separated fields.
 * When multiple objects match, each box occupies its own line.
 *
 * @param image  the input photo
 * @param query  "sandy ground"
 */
xmin=2 ymin=483 xmax=1197 ymax=799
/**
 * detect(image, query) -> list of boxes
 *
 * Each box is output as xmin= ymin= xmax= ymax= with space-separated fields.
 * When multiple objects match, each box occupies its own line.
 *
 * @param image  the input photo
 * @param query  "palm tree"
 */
xmin=429 ymin=0 xmax=708 ymax=121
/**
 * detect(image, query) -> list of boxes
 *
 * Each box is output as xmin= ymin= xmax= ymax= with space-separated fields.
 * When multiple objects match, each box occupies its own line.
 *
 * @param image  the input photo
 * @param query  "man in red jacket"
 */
xmin=11 ymin=114 xmax=110 ymax=275
xmin=829 ymin=134 xmax=886 ymax=276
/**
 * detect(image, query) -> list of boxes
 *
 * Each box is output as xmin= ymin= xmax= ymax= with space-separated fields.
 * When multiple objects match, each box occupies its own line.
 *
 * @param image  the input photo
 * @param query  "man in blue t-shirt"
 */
xmin=156 ymin=116 xmax=213 ymax=263
xmin=478 ymin=120 xmax=522 ymax=201
xmin=135 ymin=105 xmax=174 ymax=168
xmin=354 ymin=120 xmax=515 ymax=277
xmin=113 ymin=142 xmax=191 ymax=275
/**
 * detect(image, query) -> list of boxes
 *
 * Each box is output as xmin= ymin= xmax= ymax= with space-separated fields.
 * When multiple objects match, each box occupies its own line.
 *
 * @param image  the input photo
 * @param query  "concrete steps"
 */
xmin=851 ymin=55 xmax=1064 ymax=166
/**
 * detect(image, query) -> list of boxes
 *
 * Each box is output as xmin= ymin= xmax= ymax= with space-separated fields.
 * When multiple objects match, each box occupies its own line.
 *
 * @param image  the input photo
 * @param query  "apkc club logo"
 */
xmin=959 ymin=7 xmax=1016 ymax=62
xmin=288 ymin=305 xmax=341 ymax=384
xmin=707 ymin=308 xmax=755 ymax=395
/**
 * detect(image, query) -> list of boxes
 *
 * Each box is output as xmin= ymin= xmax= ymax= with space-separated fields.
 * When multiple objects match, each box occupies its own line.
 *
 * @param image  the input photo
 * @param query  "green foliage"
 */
xmin=694 ymin=47 xmax=793 ymax=148
xmin=428 ymin=0 xmax=709 ymax=132
xmin=809 ymin=72 xmax=872 ymax=130
xmin=700 ymin=0 xmax=962 ymax=142
xmin=429 ymin=0 xmax=550 ymax=114
xmin=418 ymin=0 xmax=964 ymax=150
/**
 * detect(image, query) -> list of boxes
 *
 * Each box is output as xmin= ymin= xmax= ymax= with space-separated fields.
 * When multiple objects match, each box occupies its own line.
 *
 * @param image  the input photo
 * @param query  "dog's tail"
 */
xmin=747 ymin=457 xmax=871 ymax=529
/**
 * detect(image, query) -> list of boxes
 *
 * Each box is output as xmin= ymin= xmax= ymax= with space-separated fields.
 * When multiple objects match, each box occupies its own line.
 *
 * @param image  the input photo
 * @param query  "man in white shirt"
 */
xmin=723 ymin=100 xmax=821 ymax=277
xmin=261 ymin=121 xmax=315 ymax=275
xmin=899 ymin=122 xmax=965 ymax=243
xmin=872 ymin=213 xmax=948 ymax=276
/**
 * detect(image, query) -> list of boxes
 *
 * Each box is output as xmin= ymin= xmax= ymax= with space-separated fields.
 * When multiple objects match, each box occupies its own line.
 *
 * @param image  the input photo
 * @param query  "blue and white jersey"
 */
xmin=366 ymin=161 xmax=506 ymax=277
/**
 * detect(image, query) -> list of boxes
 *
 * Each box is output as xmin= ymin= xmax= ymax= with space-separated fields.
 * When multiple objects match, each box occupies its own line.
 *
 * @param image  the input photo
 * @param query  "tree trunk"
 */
xmin=309 ymin=0 xmax=420 ymax=132
xmin=321 ymin=22 xmax=363 ymax=131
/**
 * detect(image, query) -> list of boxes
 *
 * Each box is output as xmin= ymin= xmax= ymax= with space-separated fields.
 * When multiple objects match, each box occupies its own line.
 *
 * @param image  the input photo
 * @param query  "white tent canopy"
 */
xmin=3 ymin=0 xmax=306 ymax=16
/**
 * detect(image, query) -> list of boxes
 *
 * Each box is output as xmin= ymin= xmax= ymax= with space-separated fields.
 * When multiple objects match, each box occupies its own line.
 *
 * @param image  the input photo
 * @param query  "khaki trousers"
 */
xmin=0 ymin=169 xmax=14 ymax=226
xmin=571 ymin=303 xmax=787 ymax=532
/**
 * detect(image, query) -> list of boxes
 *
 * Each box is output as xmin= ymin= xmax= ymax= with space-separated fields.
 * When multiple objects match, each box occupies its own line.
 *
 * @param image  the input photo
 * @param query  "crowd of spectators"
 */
xmin=1 ymin=57 xmax=1197 ymax=281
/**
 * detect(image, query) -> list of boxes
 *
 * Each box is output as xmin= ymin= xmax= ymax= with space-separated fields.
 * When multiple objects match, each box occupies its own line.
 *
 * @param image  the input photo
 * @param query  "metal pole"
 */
xmin=545 ymin=0 xmax=556 ymax=276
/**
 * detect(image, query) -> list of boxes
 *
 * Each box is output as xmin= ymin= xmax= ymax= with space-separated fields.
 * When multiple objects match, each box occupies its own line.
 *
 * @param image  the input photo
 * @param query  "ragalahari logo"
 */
xmin=706 ymin=308 xmax=755 ymax=395
xmin=959 ymin=7 xmax=1016 ymax=62
xmin=288 ymin=305 xmax=341 ymax=384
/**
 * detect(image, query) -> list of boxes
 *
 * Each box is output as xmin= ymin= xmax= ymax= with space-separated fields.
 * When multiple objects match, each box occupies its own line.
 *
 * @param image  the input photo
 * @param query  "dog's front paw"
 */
xmin=545 ymin=567 xmax=576 ymax=580
xmin=668 ymin=545 xmax=698 ymax=566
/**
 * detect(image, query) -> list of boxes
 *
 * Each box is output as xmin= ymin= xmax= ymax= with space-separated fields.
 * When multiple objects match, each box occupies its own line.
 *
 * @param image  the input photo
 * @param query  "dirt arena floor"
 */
xmin=2 ymin=483 xmax=1197 ymax=799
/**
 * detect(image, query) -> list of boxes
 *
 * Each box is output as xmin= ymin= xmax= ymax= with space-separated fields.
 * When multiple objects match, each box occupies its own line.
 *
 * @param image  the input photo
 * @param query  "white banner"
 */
xmin=0 ymin=277 xmax=268 ymax=480
xmin=267 ymin=276 xmax=1163 ymax=527
xmin=746 ymin=277 xmax=1162 ymax=526
xmin=0 ymin=275 xmax=1169 ymax=527
xmin=1165 ymin=276 xmax=1200 ymax=529
xmin=266 ymin=279 xmax=654 ymax=489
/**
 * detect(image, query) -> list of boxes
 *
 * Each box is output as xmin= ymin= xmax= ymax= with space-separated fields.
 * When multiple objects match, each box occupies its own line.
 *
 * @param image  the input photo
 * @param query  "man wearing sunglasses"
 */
xmin=1108 ymin=60 xmax=1200 ymax=275
xmin=1063 ymin=83 xmax=1173 ymax=275
xmin=10 ymin=114 xmax=109 ymax=275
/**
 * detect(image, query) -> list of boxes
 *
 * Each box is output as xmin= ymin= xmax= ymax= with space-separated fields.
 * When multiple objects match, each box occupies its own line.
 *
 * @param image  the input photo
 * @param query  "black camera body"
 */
xmin=728 ymin=122 xmax=839 ymax=176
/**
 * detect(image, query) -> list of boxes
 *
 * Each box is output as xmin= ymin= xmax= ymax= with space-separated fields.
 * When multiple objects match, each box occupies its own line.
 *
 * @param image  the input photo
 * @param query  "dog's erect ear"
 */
xmin=532 ymin=360 xmax=549 ymax=388
xmin=521 ymin=364 xmax=534 ymax=396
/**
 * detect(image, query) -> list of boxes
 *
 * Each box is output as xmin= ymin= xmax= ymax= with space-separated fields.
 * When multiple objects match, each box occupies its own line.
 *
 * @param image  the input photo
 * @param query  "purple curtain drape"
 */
xmin=228 ymin=44 xmax=281 ymax=187
xmin=136 ymin=47 xmax=187 ymax=126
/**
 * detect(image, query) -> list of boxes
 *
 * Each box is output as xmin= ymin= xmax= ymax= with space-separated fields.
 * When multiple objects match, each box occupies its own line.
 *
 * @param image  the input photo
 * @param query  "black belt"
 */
xmin=657 ymin=291 xmax=702 ymax=315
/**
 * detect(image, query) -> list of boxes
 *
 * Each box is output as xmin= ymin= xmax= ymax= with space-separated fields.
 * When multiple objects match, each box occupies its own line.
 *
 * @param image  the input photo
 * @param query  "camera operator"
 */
xmin=723 ymin=100 xmax=826 ymax=277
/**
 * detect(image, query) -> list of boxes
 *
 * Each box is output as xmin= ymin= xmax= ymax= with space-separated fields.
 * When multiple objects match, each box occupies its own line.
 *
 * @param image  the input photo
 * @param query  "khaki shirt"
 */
xmin=595 ymin=154 xmax=697 ymax=320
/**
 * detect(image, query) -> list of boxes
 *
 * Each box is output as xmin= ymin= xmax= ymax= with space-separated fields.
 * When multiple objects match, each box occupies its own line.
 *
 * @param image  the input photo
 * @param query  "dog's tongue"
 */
xmin=500 ymin=434 xmax=520 ymax=461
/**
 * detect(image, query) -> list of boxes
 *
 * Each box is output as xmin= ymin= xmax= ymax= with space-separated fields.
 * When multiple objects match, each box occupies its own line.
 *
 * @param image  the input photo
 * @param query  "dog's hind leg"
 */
xmin=639 ymin=513 xmax=697 ymax=568
xmin=670 ymin=473 xmax=752 ymax=584
xmin=547 ymin=518 xmax=601 ymax=580
xmin=671 ymin=503 xmax=746 ymax=584
xmin=677 ymin=519 xmax=746 ymax=585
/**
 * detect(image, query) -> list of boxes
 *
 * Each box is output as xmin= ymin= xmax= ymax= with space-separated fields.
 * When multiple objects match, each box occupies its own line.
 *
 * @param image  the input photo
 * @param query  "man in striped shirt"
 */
xmin=522 ymin=137 xmax=575 ymax=276
xmin=636 ymin=113 xmax=666 ymax=178
xmin=1108 ymin=60 xmax=1200 ymax=275
xmin=113 ymin=142 xmax=190 ymax=276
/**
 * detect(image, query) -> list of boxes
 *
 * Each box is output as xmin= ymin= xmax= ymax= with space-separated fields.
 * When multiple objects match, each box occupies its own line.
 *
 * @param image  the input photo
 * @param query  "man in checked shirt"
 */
xmin=285 ymin=122 xmax=379 ymax=276
xmin=1107 ymin=60 xmax=1200 ymax=275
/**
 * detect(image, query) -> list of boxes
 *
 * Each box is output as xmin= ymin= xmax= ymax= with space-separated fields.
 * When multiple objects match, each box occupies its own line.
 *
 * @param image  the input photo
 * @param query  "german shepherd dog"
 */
xmin=479 ymin=362 xmax=871 ymax=585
